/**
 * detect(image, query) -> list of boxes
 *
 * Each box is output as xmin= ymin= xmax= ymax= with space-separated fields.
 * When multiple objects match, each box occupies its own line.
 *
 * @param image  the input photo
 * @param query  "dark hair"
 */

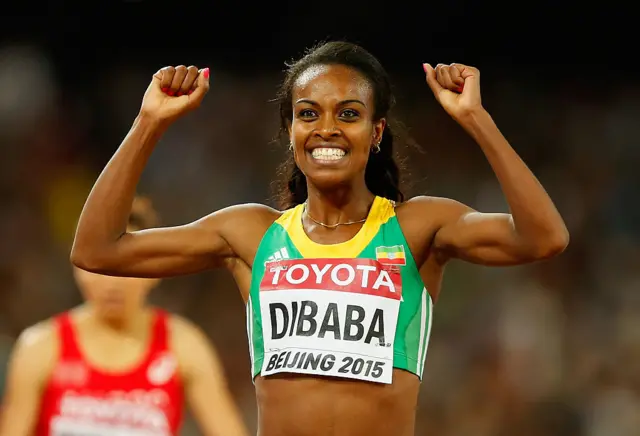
xmin=274 ymin=41 xmax=406 ymax=209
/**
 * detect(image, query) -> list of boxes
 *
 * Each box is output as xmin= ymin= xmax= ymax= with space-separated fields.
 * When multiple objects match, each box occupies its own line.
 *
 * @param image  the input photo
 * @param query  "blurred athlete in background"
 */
xmin=0 ymin=196 xmax=248 ymax=436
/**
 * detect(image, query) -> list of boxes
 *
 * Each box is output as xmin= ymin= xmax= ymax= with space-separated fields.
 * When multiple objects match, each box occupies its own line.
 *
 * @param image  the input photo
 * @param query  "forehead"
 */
xmin=293 ymin=64 xmax=373 ymax=104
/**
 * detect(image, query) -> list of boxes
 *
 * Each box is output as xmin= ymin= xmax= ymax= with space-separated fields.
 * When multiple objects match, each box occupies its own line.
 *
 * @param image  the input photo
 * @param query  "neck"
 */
xmin=84 ymin=304 xmax=151 ymax=335
xmin=304 ymin=181 xmax=375 ymax=226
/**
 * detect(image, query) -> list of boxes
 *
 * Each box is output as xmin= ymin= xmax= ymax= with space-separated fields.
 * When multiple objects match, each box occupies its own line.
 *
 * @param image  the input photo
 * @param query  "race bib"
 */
xmin=259 ymin=258 xmax=402 ymax=384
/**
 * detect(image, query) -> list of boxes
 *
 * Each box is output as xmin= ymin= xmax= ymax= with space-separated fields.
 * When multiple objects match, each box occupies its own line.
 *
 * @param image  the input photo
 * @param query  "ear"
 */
xmin=373 ymin=118 xmax=386 ymax=144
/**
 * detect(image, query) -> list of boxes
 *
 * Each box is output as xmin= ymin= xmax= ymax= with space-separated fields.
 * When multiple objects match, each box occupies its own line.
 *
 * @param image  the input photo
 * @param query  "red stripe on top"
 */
xmin=35 ymin=309 xmax=184 ymax=436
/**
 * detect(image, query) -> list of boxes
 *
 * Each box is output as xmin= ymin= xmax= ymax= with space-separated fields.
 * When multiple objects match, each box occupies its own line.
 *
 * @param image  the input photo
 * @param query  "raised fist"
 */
xmin=423 ymin=63 xmax=482 ymax=122
xmin=140 ymin=65 xmax=210 ymax=124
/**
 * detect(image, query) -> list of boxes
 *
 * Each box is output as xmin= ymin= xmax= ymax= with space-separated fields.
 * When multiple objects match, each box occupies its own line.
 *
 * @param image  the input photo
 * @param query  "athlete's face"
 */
xmin=73 ymin=225 xmax=159 ymax=322
xmin=289 ymin=64 xmax=385 ymax=190
xmin=74 ymin=267 xmax=159 ymax=321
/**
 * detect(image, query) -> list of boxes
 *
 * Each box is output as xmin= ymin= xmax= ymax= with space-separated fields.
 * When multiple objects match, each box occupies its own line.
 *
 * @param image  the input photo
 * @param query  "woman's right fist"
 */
xmin=140 ymin=65 xmax=210 ymax=124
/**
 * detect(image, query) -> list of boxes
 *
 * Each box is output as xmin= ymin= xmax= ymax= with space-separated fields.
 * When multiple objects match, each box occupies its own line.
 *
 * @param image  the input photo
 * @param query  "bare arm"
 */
xmin=431 ymin=111 xmax=568 ymax=265
xmin=421 ymin=64 xmax=568 ymax=265
xmin=172 ymin=318 xmax=249 ymax=436
xmin=73 ymin=197 xmax=267 ymax=278
xmin=71 ymin=66 xmax=270 ymax=278
xmin=0 ymin=324 xmax=55 ymax=436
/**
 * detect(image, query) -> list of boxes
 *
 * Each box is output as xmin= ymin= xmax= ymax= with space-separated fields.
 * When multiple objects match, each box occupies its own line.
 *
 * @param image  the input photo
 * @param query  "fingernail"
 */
xmin=422 ymin=63 xmax=430 ymax=72
xmin=188 ymin=90 xmax=193 ymax=95
xmin=455 ymin=86 xmax=464 ymax=93
xmin=203 ymin=68 xmax=210 ymax=79
xmin=162 ymin=87 xmax=168 ymax=93
xmin=167 ymin=90 xmax=174 ymax=96
xmin=177 ymin=91 xmax=183 ymax=97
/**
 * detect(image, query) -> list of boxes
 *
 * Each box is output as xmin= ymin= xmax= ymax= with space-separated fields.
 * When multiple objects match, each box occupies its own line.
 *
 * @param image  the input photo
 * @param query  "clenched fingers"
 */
xmin=187 ymin=68 xmax=210 ymax=106
xmin=435 ymin=64 xmax=464 ymax=92
xmin=158 ymin=66 xmax=175 ymax=91
xmin=181 ymin=66 xmax=199 ymax=95
xmin=168 ymin=65 xmax=188 ymax=96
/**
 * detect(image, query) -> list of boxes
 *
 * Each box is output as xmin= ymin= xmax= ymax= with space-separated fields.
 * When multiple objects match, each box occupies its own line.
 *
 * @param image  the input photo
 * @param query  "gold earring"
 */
xmin=288 ymin=142 xmax=293 ymax=151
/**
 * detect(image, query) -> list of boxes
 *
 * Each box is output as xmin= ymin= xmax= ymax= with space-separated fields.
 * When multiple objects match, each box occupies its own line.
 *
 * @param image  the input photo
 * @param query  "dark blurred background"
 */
xmin=0 ymin=2 xmax=638 ymax=435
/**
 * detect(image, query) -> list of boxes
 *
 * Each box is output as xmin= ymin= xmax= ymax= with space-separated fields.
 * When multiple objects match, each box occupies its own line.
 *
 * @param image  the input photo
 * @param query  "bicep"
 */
xmin=433 ymin=199 xmax=532 ymax=266
xmin=434 ymin=210 xmax=531 ymax=265
xmin=0 ymin=340 xmax=47 ymax=436
xmin=107 ymin=218 xmax=233 ymax=277
xmin=72 ymin=204 xmax=260 ymax=278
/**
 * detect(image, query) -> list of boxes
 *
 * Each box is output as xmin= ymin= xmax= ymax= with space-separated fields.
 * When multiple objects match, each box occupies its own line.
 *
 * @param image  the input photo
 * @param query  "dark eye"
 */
xmin=298 ymin=109 xmax=317 ymax=118
xmin=340 ymin=109 xmax=359 ymax=119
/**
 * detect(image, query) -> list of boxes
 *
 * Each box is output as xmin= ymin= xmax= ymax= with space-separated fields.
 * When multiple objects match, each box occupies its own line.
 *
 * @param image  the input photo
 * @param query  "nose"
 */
xmin=314 ymin=115 xmax=342 ymax=140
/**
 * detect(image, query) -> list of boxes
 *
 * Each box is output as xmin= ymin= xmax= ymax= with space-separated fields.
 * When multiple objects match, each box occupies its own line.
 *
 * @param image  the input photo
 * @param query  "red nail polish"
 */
xmin=167 ymin=90 xmax=174 ymax=96
xmin=162 ymin=87 xmax=168 ymax=93
xmin=455 ymin=86 xmax=464 ymax=93
xmin=177 ymin=92 xmax=183 ymax=97
xmin=188 ymin=90 xmax=193 ymax=95
xmin=203 ymin=68 xmax=210 ymax=79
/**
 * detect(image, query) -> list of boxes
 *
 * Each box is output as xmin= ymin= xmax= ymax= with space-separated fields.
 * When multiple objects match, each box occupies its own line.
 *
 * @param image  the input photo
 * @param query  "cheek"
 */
xmin=290 ymin=120 xmax=310 ymax=143
xmin=347 ymin=124 xmax=375 ymax=150
xmin=289 ymin=118 xmax=374 ymax=155
xmin=290 ymin=123 xmax=307 ymax=160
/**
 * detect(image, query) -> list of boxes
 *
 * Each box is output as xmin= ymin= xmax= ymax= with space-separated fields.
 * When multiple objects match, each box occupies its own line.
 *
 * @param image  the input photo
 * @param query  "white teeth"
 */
xmin=311 ymin=148 xmax=346 ymax=160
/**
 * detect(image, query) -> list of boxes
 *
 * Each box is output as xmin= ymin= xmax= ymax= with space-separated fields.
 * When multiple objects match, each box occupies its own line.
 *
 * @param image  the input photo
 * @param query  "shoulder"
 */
xmin=226 ymin=202 xmax=282 ymax=216
xmin=397 ymin=195 xmax=471 ymax=217
xmin=168 ymin=314 xmax=206 ymax=340
xmin=395 ymin=195 xmax=473 ymax=230
xmin=168 ymin=314 xmax=215 ymax=356
xmin=167 ymin=314 xmax=220 ymax=379
xmin=204 ymin=203 xmax=282 ymax=226
xmin=392 ymin=196 xmax=474 ymax=265
xmin=9 ymin=318 xmax=59 ymax=379
xmin=202 ymin=202 xmax=282 ymax=242
xmin=205 ymin=203 xmax=285 ymax=261
xmin=15 ymin=319 xmax=58 ymax=355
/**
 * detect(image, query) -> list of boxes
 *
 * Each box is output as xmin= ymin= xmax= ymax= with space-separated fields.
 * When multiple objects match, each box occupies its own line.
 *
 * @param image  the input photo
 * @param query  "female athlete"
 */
xmin=0 ymin=197 xmax=248 ymax=436
xmin=70 ymin=42 xmax=569 ymax=436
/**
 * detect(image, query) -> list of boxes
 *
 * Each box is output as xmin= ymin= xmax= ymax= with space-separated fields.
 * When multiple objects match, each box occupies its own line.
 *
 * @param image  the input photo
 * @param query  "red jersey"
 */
xmin=36 ymin=309 xmax=184 ymax=436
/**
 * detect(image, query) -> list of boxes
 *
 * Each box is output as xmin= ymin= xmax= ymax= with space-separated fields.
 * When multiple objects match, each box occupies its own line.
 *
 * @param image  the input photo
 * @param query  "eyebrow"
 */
xmin=295 ymin=98 xmax=367 ymax=108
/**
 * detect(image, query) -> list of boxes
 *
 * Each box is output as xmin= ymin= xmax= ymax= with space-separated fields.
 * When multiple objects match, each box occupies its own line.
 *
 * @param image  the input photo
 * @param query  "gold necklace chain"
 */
xmin=302 ymin=202 xmax=368 ymax=229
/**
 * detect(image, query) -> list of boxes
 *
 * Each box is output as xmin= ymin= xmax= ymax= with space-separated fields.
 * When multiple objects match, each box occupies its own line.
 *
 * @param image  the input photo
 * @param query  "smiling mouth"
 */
xmin=310 ymin=147 xmax=347 ymax=161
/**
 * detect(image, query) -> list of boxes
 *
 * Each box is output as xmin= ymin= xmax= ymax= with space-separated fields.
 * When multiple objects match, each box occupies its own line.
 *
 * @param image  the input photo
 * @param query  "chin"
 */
xmin=303 ymin=168 xmax=354 ymax=191
xmin=299 ymin=155 xmax=365 ymax=190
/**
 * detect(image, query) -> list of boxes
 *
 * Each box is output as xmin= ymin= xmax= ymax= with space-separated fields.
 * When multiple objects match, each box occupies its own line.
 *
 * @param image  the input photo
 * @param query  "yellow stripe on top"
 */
xmin=275 ymin=196 xmax=395 ymax=258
